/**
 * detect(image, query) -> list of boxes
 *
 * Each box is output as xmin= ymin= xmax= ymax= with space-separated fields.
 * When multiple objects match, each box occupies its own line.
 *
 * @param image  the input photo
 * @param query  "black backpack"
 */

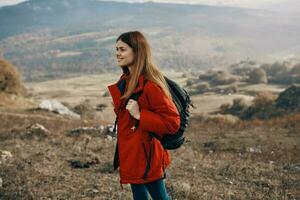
xmin=148 ymin=76 xmax=192 ymax=149
xmin=113 ymin=76 xmax=192 ymax=150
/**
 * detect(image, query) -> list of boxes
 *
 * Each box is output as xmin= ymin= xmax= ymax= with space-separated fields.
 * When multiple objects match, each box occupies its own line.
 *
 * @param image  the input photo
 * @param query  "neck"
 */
xmin=128 ymin=65 xmax=133 ymax=74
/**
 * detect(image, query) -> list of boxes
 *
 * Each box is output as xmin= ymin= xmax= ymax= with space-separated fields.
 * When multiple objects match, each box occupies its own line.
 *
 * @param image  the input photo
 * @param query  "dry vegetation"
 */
xmin=170 ymin=114 xmax=300 ymax=200
xmin=0 ymin=59 xmax=26 ymax=95
xmin=220 ymin=85 xmax=300 ymax=120
xmin=0 ymin=59 xmax=36 ymax=109
xmin=0 ymin=59 xmax=299 ymax=199
xmin=0 ymin=109 xmax=299 ymax=200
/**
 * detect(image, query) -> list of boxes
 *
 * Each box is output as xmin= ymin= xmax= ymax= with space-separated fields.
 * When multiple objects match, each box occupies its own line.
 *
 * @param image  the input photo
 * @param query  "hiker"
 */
xmin=107 ymin=31 xmax=180 ymax=200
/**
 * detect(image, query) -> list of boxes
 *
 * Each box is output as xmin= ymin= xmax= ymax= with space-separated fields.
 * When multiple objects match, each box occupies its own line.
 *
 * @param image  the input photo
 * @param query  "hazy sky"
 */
xmin=0 ymin=0 xmax=290 ymax=8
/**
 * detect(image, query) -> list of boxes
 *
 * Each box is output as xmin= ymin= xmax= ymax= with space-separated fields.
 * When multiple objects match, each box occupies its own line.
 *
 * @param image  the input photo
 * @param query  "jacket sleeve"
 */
xmin=139 ymin=82 xmax=180 ymax=139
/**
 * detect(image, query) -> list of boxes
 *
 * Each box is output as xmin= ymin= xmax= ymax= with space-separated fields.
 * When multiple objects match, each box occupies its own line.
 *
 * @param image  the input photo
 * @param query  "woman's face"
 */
xmin=115 ymin=40 xmax=135 ymax=68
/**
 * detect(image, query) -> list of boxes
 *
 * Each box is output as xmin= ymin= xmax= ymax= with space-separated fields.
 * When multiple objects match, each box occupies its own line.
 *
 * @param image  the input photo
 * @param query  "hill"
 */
xmin=0 ymin=0 xmax=299 ymax=81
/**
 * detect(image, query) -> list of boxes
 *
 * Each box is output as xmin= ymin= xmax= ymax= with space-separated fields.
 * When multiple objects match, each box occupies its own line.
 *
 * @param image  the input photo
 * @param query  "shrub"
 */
xmin=220 ymin=98 xmax=249 ymax=118
xmin=219 ymin=103 xmax=231 ymax=113
xmin=186 ymin=78 xmax=198 ymax=87
xmin=248 ymin=68 xmax=268 ymax=84
xmin=260 ymin=63 xmax=272 ymax=76
xmin=230 ymin=60 xmax=256 ymax=76
xmin=73 ymin=99 xmax=95 ymax=118
xmin=261 ymin=61 xmax=291 ymax=77
xmin=232 ymin=98 xmax=249 ymax=111
xmin=290 ymin=63 xmax=300 ymax=74
xmin=224 ymin=84 xmax=239 ymax=94
xmin=211 ymin=71 xmax=238 ymax=85
xmin=0 ymin=59 xmax=26 ymax=95
xmin=194 ymin=82 xmax=210 ymax=94
xmin=207 ymin=114 xmax=240 ymax=125
xmin=276 ymin=85 xmax=300 ymax=111
xmin=198 ymin=73 xmax=214 ymax=81
xmin=253 ymin=91 xmax=276 ymax=107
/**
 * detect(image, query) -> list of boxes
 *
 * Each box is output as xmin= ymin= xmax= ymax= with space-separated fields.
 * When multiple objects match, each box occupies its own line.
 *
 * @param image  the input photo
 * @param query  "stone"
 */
xmin=0 ymin=150 xmax=13 ymax=164
xmin=39 ymin=99 xmax=80 ymax=119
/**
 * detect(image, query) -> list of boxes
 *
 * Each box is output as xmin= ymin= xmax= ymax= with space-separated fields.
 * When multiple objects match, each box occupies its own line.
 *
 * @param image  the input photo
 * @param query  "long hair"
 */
xmin=116 ymin=31 xmax=171 ymax=100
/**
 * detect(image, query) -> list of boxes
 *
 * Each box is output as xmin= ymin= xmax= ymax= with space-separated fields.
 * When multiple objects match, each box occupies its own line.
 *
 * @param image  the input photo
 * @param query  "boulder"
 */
xmin=24 ymin=123 xmax=50 ymax=140
xmin=39 ymin=99 xmax=80 ymax=118
xmin=0 ymin=150 xmax=13 ymax=164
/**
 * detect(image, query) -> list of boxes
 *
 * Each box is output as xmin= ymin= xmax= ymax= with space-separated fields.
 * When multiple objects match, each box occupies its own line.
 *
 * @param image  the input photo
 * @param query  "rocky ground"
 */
xmin=0 ymin=107 xmax=299 ymax=200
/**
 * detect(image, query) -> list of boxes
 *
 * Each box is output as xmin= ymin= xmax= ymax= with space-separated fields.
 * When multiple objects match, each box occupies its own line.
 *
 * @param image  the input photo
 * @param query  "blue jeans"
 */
xmin=130 ymin=178 xmax=171 ymax=200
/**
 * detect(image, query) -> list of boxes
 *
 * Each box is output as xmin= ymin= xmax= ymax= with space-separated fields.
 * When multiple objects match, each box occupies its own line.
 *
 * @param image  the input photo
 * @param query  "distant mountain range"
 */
xmin=0 ymin=0 xmax=299 ymax=82
xmin=263 ymin=0 xmax=300 ymax=14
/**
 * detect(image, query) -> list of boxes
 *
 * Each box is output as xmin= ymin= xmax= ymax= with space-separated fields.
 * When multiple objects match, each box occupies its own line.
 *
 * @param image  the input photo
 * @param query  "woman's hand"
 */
xmin=126 ymin=99 xmax=140 ymax=120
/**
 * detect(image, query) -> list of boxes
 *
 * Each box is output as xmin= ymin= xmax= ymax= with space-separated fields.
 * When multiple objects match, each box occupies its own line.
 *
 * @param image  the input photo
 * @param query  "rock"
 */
xmin=105 ymin=124 xmax=117 ymax=137
xmin=106 ymin=135 xmax=113 ymax=141
xmin=39 ymin=99 xmax=80 ymax=119
xmin=27 ymin=123 xmax=50 ymax=133
xmin=68 ymin=157 xmax=99 ymax=169
xmin=25 ymin=123 xmax=50 ymax=140
xmin=0 ymin=177 xmax=2 ymax=188
xmin=203 ymin=141 xmax=216 ymax=148
xmin=247 ymin=146 xmax=262 ymax=153
xmin=253 ymin=180 xmax=270 ymax=188
xmin=1 ymin=150 xmax=13 ymax=164
xmin=180 ymin=182 xmax=191 ymax=193
xmin=65 ymin=126 xmax=104 ymax=137
xmin=87 ymin=188 xmax=99 ymax=193
xmin=73 ymin=99 xmax=94 ymax=116
xmin=96 ymin=103 xmax=107 ymax=111
xmin=96 ymin=125 xmax=105 ymax=131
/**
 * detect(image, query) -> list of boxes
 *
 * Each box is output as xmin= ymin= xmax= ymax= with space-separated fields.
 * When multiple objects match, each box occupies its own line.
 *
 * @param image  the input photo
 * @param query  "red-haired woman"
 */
xmin=108 ymin=31 xmax=180 ymax=200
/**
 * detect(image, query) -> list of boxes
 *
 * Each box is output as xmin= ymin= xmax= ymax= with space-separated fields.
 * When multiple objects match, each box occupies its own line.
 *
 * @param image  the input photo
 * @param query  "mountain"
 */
xmin=263 ymin=0 xmax=300 ymax=14
xmin=0 ymin=0 xmax=263 ymax=40
xmin=0 ymin=0 xmax=299 ymax=82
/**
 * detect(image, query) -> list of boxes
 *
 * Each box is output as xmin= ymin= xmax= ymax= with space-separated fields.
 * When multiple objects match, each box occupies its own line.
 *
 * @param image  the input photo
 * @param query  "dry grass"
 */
xmin=172 ymin=114 xmax=300 ymax=200
xmin=0 ymin=108 xmax=299 ymax=199
xmin=0 ymin=71 xmax=299 ymax=199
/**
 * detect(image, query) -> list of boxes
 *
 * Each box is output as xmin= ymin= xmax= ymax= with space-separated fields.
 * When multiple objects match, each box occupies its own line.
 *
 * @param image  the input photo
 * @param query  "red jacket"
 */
xmin=107 ymin=73 xmax=180 ymax=184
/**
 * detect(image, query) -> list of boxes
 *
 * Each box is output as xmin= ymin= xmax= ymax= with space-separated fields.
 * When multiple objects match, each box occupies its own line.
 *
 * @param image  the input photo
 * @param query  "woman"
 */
xmin=107 ymin=31 xmax=180 ymax=200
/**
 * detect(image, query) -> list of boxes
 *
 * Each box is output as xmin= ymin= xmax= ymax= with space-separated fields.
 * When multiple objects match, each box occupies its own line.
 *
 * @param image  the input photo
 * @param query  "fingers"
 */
xmin=125 ymin=104 xmax=132 ymax=110
xmin=126 ymin=99 xmax=138 ymax=111
xmin=127 ymin=99 xmax=136 ymax=104
xmin=125 ymin=99 xmax=140 ymax=120
xmin=126 ymin=100 xmax=136 ymax=108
